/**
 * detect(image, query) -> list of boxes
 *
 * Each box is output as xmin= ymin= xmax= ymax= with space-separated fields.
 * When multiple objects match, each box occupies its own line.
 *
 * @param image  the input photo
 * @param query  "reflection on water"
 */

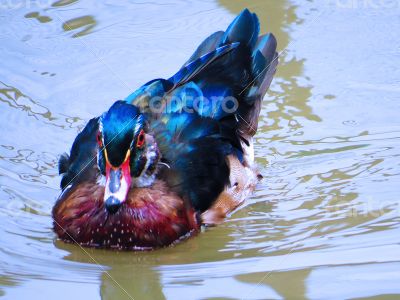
xmin=0 ymin=0 xmax=400 ymax=299
xmin=25 ymin=12 xmax=52 ymax=23
xmin=0 ymin=81 xmax=84 ymax=129
xmin=62 ymin=16 xmax=97 ymax=38
xmin=52 ymin=0 xmax=79 ymax=8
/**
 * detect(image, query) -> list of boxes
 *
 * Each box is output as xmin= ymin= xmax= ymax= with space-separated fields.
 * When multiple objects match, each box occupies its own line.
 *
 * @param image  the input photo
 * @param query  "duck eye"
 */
xmin=96 ymin=131 xmax=103 ymax=148
xmin=136 ymin=130 xmax=145 ymax=148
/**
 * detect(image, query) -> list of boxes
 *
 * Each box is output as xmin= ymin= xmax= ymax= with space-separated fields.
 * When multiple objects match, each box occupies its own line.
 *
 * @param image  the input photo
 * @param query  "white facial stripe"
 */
xmin=98 ymin=117 xmax=103 ymax=132
xmin=96 ymin=174 xmax=106 ymax=186
xmin=131 ymin=139 xmax=158 ymax=188
xmin=128 ymin=115 xmax=143 ymax=149
xmin=132 ymin=174 xmax=155 ymax=188
xmin=240 ymin=136 xmax=254 ymax=165
xmin=134 ymin=115 xmax=142 ymax=136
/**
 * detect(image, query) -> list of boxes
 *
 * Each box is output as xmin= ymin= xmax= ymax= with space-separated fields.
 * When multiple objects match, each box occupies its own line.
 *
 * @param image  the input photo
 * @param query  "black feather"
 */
xmin=59 ymin=118 xmax=99 ymax=190
xmin=58 ymin=153 xmax=70 ymax=175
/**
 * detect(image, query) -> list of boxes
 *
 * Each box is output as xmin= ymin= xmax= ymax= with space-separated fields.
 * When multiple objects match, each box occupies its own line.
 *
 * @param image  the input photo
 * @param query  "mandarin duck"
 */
xmin=52 ymin=9 xmax=278 ymax=250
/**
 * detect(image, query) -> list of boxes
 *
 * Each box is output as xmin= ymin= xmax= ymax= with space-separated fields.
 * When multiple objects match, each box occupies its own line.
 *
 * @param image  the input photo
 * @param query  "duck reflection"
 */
xmin=55 ymin=228 xmax=239 ymax=300
xmin=54 ymin=0 xmax=318 ymax=299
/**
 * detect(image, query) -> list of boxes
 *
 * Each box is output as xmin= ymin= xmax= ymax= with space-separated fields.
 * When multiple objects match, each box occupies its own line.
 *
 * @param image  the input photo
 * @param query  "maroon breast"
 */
xmin=52 ymin=180 xmax=200 ymax=250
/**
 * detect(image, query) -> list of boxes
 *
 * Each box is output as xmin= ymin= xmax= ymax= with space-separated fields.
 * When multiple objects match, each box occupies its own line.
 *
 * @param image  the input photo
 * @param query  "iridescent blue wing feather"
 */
xmin=169 ymin=42 xmax=239 ymax=86
xmin=122 ymin=9 xmax=277 ymax=211
xmin=125 ymin=78 xmax=174 ymax=113
xmin=151 ymin=113 xmax=234 ymax=211
xmin=186 ymin=8 xmax=278 ymax=135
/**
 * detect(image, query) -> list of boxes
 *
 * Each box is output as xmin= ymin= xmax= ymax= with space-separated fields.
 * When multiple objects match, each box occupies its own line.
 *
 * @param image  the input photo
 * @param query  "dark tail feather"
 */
xmin=170 ymin=42 xmax=239 ymax=87
xmin=58 ymin=153 xmax=70 ymax=175
xmin=128 ymin=10 xmax=278 ymax=139
xmin=184 ymin=31 xmax=224 ymax=66
xmin=252 ymin=33 xmax=278 ymax=98
xmin=222 ymin=10 xmax=259 ymax=48
xmin=243 ymin=33 xmax=278 ymax=135
xmin=191 ymin=9 xmax=278 ymax=136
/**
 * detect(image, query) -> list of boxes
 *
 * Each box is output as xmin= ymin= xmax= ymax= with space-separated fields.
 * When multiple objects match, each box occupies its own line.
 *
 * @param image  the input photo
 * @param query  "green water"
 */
xmin=0 ymin=0 xmax=399 ymax=299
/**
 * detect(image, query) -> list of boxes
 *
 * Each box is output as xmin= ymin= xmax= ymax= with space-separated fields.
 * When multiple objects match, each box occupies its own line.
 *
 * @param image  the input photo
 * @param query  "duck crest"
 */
xmin=100 ymin=101 xmax=142 ymax=166
xmin=54 ymin=9 xmax=278 ymax=250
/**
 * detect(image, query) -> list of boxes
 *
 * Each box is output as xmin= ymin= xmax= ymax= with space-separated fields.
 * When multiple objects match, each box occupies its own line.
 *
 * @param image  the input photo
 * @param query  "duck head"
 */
xmin=97 ymin=101 xmax=159 ymax=214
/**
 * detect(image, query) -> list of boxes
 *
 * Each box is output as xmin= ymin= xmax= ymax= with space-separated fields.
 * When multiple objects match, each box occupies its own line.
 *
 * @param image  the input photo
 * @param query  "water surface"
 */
xmin=0 ymin=0 xmax=400 ymax=299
